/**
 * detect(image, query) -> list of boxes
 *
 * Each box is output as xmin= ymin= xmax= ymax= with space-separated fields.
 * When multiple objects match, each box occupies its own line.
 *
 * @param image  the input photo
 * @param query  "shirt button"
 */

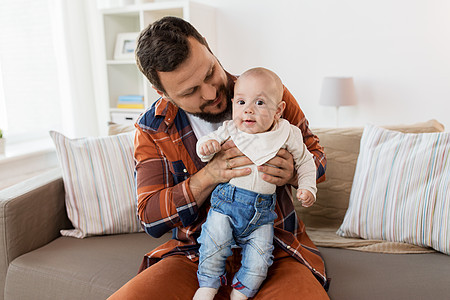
xmin=286 ymin=245 xmax=291 ymax=249
xmin=257 ymin=198 xmax=262 ymax=203
xmin=183 ymin=169 xmax=187 ymax=173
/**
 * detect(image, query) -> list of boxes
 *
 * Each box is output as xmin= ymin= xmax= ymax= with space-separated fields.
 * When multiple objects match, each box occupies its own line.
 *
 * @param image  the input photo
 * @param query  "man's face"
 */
xmin=157 ymin=37 xmax=231 ymax=122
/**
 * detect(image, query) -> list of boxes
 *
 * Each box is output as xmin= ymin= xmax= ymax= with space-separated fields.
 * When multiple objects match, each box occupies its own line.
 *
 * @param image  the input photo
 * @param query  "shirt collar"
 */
xmin=154 ymin=97 xmax=178 ymax=127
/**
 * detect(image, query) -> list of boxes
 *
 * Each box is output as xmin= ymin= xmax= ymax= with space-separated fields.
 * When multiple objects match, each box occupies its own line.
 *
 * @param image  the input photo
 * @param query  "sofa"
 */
xmin=1 ymin=120 xmax=449 ymax=300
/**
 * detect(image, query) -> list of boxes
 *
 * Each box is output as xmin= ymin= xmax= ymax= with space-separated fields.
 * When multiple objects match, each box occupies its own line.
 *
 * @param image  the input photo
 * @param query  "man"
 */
xmin=109 ymin=16 xmax=329 ymax=300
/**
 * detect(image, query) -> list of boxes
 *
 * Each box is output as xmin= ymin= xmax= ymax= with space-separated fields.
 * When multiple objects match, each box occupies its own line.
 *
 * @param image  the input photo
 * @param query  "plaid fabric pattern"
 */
xmin=134 ymin=78 xmax=328 ymax=288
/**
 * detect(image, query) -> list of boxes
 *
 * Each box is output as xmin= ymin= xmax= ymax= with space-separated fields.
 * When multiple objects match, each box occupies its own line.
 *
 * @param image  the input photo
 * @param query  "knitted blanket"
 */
xmin=307 ymin=227 xmax=436 ymax=254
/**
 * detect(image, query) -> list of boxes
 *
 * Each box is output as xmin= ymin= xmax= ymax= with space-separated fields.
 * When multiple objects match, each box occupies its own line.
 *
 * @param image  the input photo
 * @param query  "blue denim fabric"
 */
xmin=197 ymin=183 xmax=277 ymax=298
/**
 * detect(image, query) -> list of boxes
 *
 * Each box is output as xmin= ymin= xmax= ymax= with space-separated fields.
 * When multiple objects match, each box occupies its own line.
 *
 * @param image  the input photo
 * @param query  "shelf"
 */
xmin=95 ymin=0 xmax=215 ymax=129
xmin=110 ymin=108 xmax=144 ymax=114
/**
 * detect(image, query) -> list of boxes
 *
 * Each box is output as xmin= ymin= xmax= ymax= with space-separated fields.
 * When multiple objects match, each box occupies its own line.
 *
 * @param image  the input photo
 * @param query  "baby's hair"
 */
xmin=238 ymin=67 xmax=284 ymax=102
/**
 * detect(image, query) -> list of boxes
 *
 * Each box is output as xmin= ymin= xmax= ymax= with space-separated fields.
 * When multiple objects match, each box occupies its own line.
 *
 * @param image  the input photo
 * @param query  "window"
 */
xmin=0 ymin=0 xmax=65 ymax=144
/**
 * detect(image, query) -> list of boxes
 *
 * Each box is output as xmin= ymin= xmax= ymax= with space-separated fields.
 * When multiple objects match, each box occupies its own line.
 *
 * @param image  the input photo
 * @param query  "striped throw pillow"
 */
xmin=337 ymin=124 xmax=450 ymax=254
xmin=50 ymin=131 xmax=141 ymax=238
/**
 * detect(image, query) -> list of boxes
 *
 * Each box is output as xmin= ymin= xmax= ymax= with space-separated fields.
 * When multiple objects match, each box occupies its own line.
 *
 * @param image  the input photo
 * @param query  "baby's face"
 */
xmin=232 ymin=74 xmax=284 ymax=134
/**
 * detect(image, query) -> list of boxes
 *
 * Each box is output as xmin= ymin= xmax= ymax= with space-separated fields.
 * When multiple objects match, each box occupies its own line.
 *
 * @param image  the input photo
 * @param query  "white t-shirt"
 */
xmin=185 ymin=113 xmax=224 ymax=139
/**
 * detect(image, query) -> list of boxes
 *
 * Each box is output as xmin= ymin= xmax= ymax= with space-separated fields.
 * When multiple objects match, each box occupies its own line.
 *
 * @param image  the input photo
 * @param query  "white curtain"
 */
xmin=0 ymin=0 xmax=99 ymax=144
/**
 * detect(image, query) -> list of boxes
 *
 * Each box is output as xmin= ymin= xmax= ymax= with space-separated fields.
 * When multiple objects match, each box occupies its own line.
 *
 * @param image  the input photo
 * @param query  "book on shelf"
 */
xmin=117 ymin=103 xmax=145 ymax=109
xmin=118 ymin=95 xmax=144 ymax=102
xmin=117 ymin=95 xmax=144 ymax=109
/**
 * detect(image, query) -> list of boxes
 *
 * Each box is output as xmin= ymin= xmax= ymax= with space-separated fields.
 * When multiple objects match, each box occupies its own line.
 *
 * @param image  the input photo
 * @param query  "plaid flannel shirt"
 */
xmin=134 ymin=78 xmax=328 ymax=289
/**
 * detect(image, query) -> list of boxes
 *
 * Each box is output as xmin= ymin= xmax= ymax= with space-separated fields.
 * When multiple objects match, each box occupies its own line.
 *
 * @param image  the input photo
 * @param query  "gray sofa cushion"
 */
xmin=7 ymin=231 xmax=450 ymax=300
xmin=319 ymin=247 xmax=450 ymax=300
xmin=5 ymin=233 xmax=171 ymax=300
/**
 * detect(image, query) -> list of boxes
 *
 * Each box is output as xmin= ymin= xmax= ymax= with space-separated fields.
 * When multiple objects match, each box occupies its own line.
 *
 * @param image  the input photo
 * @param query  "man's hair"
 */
xmin=135 ymin=16 xmax=210 ymax=94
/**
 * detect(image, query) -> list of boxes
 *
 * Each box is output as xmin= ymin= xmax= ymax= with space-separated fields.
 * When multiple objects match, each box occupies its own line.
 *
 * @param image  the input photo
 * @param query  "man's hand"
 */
xmin=189 ymin=140 xmax=252 ymax=208
xmin=203 ymin=140 xmax=252 ymax=184
xmin=257 ymin=148 xmax=297 ymax=187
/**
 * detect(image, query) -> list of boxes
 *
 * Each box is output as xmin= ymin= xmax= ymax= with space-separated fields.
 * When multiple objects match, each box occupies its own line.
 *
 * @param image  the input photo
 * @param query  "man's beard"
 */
xmin=191 ymin=84 xmax=233 ymax=123
xmin=192 ymin=99 xmax=232 ymax=123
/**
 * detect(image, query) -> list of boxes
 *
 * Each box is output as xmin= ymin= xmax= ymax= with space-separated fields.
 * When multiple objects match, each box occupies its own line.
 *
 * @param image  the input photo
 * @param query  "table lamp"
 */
xmin=319 ymin=77 xmax=357 ymax=127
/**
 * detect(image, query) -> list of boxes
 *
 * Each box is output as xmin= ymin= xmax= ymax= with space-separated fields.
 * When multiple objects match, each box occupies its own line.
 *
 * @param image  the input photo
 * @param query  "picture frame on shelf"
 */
xmin=114 ymin=32 xmax=139 ymax=60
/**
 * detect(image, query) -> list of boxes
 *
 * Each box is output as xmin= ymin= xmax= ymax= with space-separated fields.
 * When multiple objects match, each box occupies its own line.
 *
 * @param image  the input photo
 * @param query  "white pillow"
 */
xmin=337 ymin=124 xmax=450 ymax=254
xmin=50 ymin=131 xmax=141 ymax=238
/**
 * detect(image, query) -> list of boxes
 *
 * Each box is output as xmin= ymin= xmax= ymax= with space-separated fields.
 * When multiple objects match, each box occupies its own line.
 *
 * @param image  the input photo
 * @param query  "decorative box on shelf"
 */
xmin=111 ymin=110 xmax=142 ymax=125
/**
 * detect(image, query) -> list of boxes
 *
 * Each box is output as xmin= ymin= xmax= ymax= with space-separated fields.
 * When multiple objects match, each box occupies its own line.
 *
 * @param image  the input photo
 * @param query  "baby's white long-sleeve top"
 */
xmin=196 ymin=119 xmax=317 ymax=197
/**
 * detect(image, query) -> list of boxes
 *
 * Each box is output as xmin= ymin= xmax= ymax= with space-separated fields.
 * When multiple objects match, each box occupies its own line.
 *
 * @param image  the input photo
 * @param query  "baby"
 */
xmin=193 ymin=67 xmax=317 ymax=300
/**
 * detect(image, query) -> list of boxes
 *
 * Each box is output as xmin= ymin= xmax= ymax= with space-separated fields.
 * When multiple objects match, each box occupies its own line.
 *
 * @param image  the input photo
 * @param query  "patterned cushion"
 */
xmin=337 ymin=124 xmax=450 ymax=254
xmin=50 ymin=131 xmax=141 ymax=238
xmin=296 ymin=120 xmax=445 ymax=229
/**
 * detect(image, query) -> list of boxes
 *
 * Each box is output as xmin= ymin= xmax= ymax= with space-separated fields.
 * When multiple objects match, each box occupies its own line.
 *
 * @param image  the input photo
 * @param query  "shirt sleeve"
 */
xmin=281 ymin=86 xmax=327 ymax=183
xmin=196 ymin=121 xmax=231 ymax=162
xmin=134 ymin=126 xmax=198 ymax=238
xmin=285 ymin=125 xmax=317 ymax=199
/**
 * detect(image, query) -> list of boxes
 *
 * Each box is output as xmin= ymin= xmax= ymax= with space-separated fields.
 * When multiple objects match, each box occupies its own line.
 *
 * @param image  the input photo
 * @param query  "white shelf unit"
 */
xmin=97 ymin=0 xmax=216 ymax=129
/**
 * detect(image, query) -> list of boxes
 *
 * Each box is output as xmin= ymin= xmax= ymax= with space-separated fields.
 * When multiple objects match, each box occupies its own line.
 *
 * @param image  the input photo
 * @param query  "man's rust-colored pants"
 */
xmin=108 ymin=247 xmax=329 ymax=299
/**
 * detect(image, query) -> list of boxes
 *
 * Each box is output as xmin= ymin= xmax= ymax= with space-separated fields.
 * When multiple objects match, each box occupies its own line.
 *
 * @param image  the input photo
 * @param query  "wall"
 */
xmin=195 ymin=0 xmax=450 ymax=129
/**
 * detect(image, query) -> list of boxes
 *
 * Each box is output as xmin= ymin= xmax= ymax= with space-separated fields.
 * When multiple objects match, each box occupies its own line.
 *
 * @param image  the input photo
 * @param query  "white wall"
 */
xmin=195 ymin=0 xmax=450 ymax=129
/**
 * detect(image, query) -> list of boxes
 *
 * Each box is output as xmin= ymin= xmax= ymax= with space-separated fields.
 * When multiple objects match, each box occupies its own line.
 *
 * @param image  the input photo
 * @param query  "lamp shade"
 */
xmin=319 ymin=77 xmax=357 ymax=107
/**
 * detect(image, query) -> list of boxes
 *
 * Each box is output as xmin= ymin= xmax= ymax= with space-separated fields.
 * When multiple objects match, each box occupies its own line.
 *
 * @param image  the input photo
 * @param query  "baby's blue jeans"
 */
xmin=197 ymin=183 xmax=277 ymax=298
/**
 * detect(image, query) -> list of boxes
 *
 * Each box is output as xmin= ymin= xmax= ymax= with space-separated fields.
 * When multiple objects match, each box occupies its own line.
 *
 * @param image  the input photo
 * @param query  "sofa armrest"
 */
xmin=0 ymin=168 xmax=71 ymax=291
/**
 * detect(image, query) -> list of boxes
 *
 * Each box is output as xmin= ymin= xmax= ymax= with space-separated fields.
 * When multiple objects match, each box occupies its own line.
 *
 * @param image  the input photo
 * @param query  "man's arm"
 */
xmin=135 ymin=128 xmax=250 ymax=238
xmin=134 ymin=128 xmax=195 ymax=238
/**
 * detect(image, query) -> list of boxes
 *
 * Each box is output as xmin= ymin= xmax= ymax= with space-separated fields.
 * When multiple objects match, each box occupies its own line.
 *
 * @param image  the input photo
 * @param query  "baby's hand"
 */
xmin=297 ymin=189 xmax=315 ymax=208
xmin=199 ymin=140 xmax=221 ymax=157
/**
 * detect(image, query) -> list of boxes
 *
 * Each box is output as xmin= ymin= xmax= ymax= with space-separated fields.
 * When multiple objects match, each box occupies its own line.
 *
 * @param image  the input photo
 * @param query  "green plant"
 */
xmin=0 ymin=129 xmax=2 ymax=139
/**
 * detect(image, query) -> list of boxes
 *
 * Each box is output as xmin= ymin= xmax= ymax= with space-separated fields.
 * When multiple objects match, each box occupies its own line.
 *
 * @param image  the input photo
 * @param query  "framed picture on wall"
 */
xmin=114 ymin=32 xmax=139 ymax=60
